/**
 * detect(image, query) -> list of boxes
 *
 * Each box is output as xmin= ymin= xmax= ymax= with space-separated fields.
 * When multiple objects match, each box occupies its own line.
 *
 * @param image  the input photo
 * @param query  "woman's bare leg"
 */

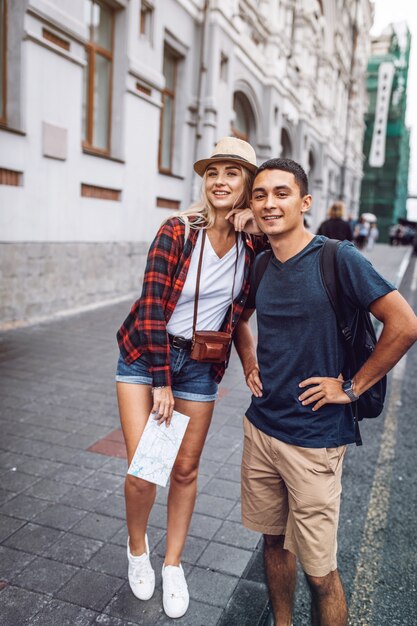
xmin=117 ymin=382 xmax=155 ymax=556
xmin=164 ymin=398 xmax=215 ymax=565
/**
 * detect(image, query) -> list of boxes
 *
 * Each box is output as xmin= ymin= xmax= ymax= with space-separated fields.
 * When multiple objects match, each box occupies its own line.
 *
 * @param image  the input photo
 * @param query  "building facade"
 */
xmin=360 ymin=23 xmax=411 ymax=242
xmin=0 ymin=0 xmax=372 ymax=326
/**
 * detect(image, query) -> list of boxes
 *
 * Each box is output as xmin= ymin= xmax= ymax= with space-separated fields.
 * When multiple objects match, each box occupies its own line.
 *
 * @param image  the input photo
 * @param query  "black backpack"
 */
xmin=251 ymin=239 xmax=387 ymax=446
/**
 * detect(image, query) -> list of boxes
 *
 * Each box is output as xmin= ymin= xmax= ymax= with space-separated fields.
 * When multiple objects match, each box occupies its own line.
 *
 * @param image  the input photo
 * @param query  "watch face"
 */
xmin=342 ymin=380 xmax=352 ymax=392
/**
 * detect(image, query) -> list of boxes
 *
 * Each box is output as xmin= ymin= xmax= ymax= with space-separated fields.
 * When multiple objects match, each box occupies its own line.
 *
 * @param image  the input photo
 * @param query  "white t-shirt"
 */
xmin=167 ymin=230 xmax=245 ymax=339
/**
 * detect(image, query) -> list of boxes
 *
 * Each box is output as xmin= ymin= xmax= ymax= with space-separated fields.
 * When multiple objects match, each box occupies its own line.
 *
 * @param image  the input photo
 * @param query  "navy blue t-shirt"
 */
xmin=246 ymin=236 xmax=395 ymax=448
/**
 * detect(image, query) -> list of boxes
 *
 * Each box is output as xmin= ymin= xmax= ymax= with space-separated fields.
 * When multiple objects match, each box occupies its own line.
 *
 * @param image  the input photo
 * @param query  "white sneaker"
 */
xmin=127 ymin=535 xmax=155 ymax=601
xmin=162 ymin=563 xmax=190 ymax=619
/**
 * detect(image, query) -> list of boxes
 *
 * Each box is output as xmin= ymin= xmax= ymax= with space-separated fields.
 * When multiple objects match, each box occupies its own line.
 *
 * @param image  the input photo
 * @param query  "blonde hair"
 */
xmin=163 ymin=166 xmax=254 ymax=237
xmin=328 ymin=201 xmax=345 ymax=219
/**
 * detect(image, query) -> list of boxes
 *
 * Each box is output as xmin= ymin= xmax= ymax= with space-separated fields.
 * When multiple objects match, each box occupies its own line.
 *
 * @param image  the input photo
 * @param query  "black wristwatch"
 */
xmin=342 ymin=379 xmax=359 ymax=402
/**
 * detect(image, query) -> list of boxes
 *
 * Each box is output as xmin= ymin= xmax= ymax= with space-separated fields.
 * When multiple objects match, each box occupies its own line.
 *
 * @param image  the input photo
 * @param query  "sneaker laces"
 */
xmin=164 ymin=566 xmax=188 ymax=599
xmin=130 ymin=553 xmax=154 ymax=584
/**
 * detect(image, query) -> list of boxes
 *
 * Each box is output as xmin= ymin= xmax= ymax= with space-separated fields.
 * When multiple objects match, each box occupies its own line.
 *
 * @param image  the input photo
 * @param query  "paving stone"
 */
xmin=32 ymin=503 xmax=88 ymax=531
xmin=86 ymin=542 xmax=126 ymax=579
xmin=16 ymin=457 xmax=63 ymax=478
xmin=27 ymin=598 xmax=98 ymax=626
xmin=29 ymin=477 xmax=73 ymax=502
xmin=243 ymin=546 xmax=266 ymax=585
xmin=227 ymin=501 xmax=242 ymax=523
xmin=197 ymin=458 xmax=220 ymax=476
xmin=52 ymin=465 xmax=96 ymax=485
xmin=187 ymin=566 xmax=239 ymax=606
xmin=61 ymin=432 xmax=104 ymax=449
xmin=155 ymin=599 xmax=223 ymax=625
xmin=194 ymin=494 xmax=235 ymax=519
xmin=102 ymin=457 xmax=127 ymax=476
xmin=0 ymin=513 xmax=25 ymax=541
xmin=105 ymin=581 xmax=163 ymax=623
xmin=3 ymin=522 xmax=63 ymax=556
xmin=81 ymin=472 xmax=124 ymax=493
xmin=147 ymin=502 xmax=167 ymax=529
xmin=71 ymin=512 xmax=125 ymax=542
xmin=1 ymin=435 xmax=48 ymax=457
xmin=187 ymin=512 xmax=223 ymax=540
xmin=200 ymin=445 xmax=233 ymax=463
xmin=201 ymin=477 xmax=241 ymax=501
xmin=56 ymin=569 xmax=124 ymax=611
xmin=12 ymin=555 xmax=79 ymax=594
xmin=216 ymin=579 xmax=269 ymax=626
xmin=0 ymin=494 xmax=50 ymax=521
xmin=0 ymin=585 xmax=48 ymax=626
xmin=1 ymin=469 xmax=41 ymax=493
xmin=213 ymin=521 xmax=261 ymax=551
xmin=225 ymin=447 xmax=243 ymax=466
xmin=0 ymin=488 xmax=16 ymax=505
xmin=94 ymin=494 xmax=126 ymax=519
xmin=0 ymin=545 xmax=36 ymax=580
xmin=64 ymin=486 xmax=104 ymax=512
xmin=215 ymin=462 xmax=242 ymax=483
xmin=42 ymin=532 xmax=103 ymax=566
xmin=71 ymin=450 xmax=111 ymax=470
xmin=197 ymin=542 xmax=253 ymax=577
xmin=94 ymin=615 xmax=140 ymax=626
xmin=155 ymin=535 xmax=208 ymax=564
xmin=41 ymin=444 xmax=84 ymax=464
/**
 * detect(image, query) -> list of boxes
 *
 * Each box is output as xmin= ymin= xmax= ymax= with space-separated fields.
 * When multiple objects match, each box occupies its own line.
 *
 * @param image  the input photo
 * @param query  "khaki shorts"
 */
xmin=241 ymin=416 xmax=346 ymax=577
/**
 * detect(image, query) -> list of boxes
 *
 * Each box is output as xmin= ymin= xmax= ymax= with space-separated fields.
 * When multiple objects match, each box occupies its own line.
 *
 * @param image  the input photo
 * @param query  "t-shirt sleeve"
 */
xmin=336 ymin=241 xmax=396 ymax=309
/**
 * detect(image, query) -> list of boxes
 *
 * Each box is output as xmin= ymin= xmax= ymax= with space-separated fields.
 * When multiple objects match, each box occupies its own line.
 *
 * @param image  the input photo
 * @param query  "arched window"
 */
xmin=232 ymin=92 xmax=255 ymax=142
xmin=280 ymin=129 xmax=292 ymax=158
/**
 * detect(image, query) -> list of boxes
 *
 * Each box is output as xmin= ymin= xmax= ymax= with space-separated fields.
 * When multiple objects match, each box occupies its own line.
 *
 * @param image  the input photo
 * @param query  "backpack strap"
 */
xmin=319 ymin=239 xmax=362 ymax=446
xmin=247 ymin=249 xmax=273 ymax=306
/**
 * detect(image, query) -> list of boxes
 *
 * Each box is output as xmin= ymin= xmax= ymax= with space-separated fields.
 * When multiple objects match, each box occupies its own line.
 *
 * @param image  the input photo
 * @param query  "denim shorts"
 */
xmin=115 ymin=346 xmax=218 ymax=402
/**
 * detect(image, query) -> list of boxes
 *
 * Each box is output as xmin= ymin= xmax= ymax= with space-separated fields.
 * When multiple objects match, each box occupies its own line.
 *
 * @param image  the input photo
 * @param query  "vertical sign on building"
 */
xmin=369 ymin=61 xmax=395 ymax=167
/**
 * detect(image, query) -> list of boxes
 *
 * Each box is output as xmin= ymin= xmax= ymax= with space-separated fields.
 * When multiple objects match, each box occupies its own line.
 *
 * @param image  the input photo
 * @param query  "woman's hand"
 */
xmin=225 ymin=208 xmax=263 ymax=235
xmin=151 ymin=386 xmax=175 ymax=426
xmin=245 ymin=365 xmax=263 ymax=397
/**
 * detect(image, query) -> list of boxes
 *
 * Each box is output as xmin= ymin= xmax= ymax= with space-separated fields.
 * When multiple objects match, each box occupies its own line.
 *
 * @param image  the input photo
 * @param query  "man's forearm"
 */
xmin=234 ymin=318 xmax=258 ymax=377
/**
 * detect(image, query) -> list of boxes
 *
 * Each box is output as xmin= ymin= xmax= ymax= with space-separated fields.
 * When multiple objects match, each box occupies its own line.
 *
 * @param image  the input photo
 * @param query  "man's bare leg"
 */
xmin=305 ymin=569 xmax=347 ymax=626
xmin=264 ymin=534 xmax=296 ymax=626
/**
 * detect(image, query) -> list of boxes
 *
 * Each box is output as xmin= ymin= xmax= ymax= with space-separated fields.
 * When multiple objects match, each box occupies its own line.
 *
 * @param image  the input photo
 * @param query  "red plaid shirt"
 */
xmin=117 ymin=217 xmax=266 ymax=387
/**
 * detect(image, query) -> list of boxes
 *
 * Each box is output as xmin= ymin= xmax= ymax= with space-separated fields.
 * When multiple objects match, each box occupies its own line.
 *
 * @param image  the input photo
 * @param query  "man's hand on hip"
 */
xmin=298 ymin=374 xmax=351 ymax=411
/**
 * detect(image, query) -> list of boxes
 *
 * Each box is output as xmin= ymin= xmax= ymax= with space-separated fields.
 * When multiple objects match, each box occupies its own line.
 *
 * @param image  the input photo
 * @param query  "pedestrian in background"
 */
xmin=234 ymin=157 xmax=417 ymax=626
xmin=353 ymin=217 xmax=370 ymax=249
xmin=316 ymin=201 xmax=353 ymax=241
xmin=115 ymin=137 xmax=264 ymax=619
xmin=366 ymin=222 xmax=379 ymax=251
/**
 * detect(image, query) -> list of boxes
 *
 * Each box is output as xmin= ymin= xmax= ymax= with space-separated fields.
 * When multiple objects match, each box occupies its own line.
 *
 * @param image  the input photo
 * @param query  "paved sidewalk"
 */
xmin=0 ymin=243 xmax=412 ymax=626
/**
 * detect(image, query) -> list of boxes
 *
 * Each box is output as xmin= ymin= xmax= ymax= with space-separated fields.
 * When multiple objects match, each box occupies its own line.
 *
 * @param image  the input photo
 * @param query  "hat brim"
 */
xmin=193 ymin=156 xmax=257 ymax=177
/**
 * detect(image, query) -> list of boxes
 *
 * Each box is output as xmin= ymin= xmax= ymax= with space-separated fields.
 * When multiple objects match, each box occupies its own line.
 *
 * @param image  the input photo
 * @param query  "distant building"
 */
xmin=360 ymin=23 xmax=411 ymax=242
xmin=0 ymin=0 xmax=372 ymax=326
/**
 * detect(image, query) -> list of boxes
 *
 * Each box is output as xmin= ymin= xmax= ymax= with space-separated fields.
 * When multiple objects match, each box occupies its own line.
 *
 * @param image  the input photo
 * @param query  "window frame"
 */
xmin=82 ymin=0 xmax=115 ymax=156
xmin=158 ymin=45 xmax=179 ymax=174
xmin=0 ymin=0 xmax=7 ymax=126
xmin=140 ymin=0 xmax=153 ymax=41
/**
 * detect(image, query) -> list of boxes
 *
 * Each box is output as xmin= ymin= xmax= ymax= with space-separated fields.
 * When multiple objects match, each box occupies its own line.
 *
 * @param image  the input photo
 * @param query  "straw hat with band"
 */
xmin=194 ymin=137 xmax=257 ymax=177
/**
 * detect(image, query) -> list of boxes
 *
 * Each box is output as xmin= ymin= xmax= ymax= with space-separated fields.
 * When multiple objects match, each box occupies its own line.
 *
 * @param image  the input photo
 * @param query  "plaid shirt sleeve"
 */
xmin=117 ymin=220 xmax=183 ymax=387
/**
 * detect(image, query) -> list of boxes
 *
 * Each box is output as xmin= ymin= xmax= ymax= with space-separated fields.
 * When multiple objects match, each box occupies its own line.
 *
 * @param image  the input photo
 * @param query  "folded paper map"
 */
xmin=127 ymin=410 xmax=190 ymax=487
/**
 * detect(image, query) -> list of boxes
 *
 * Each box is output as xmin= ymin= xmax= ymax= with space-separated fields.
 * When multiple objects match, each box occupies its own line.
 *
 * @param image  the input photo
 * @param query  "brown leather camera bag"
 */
xmin=190 ymin=230 xmax=238 ymax=364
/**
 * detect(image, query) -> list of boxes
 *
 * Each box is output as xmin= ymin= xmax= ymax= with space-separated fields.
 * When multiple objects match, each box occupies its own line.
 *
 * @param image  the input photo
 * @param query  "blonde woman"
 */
xmin=116 ymin=137 xmax=265 ymax=618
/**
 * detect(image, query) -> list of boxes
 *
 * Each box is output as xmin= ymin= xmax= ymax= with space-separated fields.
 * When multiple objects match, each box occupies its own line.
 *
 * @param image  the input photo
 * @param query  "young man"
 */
xmin=234 ymin=158 xmax=417 ymax=626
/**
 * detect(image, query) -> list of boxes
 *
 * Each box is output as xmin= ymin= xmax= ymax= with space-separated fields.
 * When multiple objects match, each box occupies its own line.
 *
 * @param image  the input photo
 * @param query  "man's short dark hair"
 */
xmin=255 ymin=158 xmax=309 ymax=197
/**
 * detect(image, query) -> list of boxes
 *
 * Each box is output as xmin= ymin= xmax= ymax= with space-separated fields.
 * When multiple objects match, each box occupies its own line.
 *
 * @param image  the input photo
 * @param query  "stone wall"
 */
xmin=0 ymin=242 xmax=149 ymax=328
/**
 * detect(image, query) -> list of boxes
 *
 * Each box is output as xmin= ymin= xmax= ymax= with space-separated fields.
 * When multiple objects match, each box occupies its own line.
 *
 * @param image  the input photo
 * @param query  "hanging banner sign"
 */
xmin=368 ymin=61 xmax=395 ymax=168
